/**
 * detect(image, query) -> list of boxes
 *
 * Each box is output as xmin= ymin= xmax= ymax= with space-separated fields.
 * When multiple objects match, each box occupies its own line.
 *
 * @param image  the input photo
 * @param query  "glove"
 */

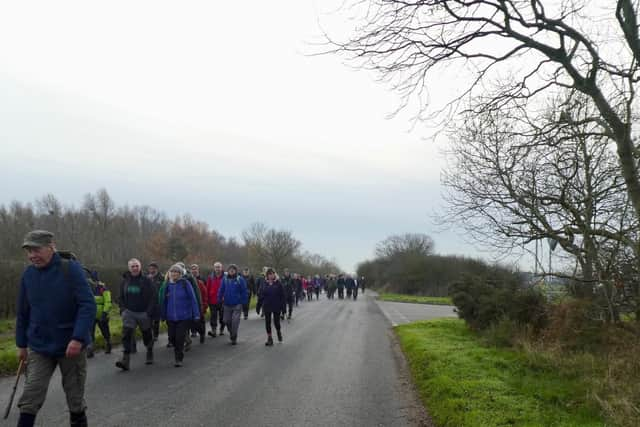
xmin=100 ymin=312 xmax=109 ymax=323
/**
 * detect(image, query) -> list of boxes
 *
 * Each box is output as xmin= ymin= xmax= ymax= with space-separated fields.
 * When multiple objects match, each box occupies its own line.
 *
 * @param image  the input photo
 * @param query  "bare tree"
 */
xmin=330 ymin=0 xmax=640 ymax=225
xmin=242 ymin=222 xmax=302 ymax=272
xmin=440 ymin=94 xmax=636 ymax=320
xmin=375 ymin=233 xmax=435 ymax=258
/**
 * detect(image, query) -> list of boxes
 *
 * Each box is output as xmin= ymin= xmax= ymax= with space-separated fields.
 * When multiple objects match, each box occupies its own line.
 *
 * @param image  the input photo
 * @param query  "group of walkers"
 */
xmin=12 ymin=229 xmax=366 ymax=427
xmin=109 ymin=261 xmax=366 ymax=364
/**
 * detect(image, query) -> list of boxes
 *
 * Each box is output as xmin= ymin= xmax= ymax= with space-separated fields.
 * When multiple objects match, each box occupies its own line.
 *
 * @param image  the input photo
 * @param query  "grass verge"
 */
xmin=379 ymin=293 xmax=453 ymax=306
xmin=396 ymin=318 xmax=606 ymax=427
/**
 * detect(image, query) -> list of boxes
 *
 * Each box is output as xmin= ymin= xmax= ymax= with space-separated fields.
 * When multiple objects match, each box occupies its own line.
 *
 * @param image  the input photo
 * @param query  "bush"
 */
xmin=482 ymin=317 xmax=519 ymax=347
xmin=450 ymin=272 xmax=548 ymax=332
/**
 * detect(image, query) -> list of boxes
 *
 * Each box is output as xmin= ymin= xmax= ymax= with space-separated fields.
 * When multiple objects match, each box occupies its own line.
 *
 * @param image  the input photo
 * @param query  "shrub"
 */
xmin=450 ymin=272 xmax=548 ymax=332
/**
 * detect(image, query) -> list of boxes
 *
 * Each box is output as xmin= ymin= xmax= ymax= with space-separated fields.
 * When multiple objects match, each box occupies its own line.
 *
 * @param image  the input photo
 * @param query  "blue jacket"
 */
xmin=16 ymin=253 xmax=97 ymax=357
xmin=258 ymin=280 xmax=286 ymax=313
xmin=345 ymin=278 xmax=356 ymax=289
xmin=218 ymin=275 xmax=248 ymax=306
xmin=162 ymin=278 xmax=200 ymax=322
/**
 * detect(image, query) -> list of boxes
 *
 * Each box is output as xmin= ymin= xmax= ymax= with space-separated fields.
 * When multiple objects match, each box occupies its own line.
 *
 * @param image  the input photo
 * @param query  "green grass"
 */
xmin=379 ymin=293 xmax=453 ymax=306
xmin=0 ymin=318 xmax=15 ymax=335
xmin=396 ymin=318 xmax=606 ymax=427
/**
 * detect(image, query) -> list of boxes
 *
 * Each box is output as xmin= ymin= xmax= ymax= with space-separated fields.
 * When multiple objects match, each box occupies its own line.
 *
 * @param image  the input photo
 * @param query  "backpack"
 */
xmin=57 ymin=250 xmax=95 ymax=286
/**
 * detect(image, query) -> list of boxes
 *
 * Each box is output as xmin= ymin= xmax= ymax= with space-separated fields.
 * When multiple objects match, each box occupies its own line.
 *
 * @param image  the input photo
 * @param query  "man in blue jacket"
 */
xmin=218 ymin=264 xmax=248 ymax=345
xmin=15 ymin=230 xmax=96 ymax=427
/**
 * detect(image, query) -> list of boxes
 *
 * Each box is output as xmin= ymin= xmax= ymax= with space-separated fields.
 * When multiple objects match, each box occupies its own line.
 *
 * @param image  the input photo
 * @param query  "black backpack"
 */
xmin=58 ymin=250 xmax=95 ymax=286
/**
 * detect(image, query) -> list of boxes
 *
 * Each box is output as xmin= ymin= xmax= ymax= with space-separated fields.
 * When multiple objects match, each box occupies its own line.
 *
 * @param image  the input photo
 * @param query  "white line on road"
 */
xmin=374 ymin=298 xmax=411 ymax=326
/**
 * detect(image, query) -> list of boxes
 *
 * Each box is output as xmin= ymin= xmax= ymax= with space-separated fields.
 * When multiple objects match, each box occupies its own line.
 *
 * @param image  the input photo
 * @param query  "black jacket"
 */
xmin=281 ymin=275 xmax=295 ymax=299
xmin=242 ymin=274 xmax=256 ymax=297
xmin=258 ymin=280 xmax=286 ymax=313
xmin=119 ymin=272 xmax=156 ymax=315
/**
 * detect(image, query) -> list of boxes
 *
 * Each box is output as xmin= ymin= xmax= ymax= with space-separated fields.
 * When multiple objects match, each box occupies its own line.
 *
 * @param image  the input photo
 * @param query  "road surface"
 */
xmin=1 ymin=292 xmax=445 ymax=427
xmin=373 ymin=297 xmax=457 ymax=326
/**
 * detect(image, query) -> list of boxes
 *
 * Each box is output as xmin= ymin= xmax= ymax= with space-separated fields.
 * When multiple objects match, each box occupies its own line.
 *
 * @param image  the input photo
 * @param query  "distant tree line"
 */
xmin=356 ymin=233 xmax=512 ymax=296
xmin=0 ymin=188 xmax=340 ymax=317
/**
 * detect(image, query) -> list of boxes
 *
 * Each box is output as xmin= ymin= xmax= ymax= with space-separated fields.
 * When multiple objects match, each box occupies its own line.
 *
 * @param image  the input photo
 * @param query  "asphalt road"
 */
xmin=374 ymin=298 xmax=457 ymax=326
xmin=1 ymin=292 xmax=436 ymax=427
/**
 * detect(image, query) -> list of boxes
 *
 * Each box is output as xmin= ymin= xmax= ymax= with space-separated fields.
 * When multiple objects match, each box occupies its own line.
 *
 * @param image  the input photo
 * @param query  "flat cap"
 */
xmin=22 ymin=230 xmax=54 ymax=248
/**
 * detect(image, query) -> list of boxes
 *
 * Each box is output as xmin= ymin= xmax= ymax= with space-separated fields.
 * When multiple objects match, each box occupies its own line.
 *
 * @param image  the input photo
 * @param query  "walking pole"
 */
xmin=3 ymin=360 xmax=25 ymax=419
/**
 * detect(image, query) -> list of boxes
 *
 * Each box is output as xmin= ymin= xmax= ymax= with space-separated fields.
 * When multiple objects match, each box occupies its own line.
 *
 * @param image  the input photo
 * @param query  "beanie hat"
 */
xmin=169 ymin=264 xmax=183 ymax=273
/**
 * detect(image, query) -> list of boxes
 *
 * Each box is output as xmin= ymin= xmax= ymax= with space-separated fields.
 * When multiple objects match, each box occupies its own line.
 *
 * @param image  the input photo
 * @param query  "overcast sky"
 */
xmin=0 ymin=0 xmax=511 ymax=271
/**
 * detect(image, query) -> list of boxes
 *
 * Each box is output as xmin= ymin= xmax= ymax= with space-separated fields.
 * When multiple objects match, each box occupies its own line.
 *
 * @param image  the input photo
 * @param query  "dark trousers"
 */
xmin=338 ymin=288 xmax=344 ymax=299
xmin=152 ymin=320 xmax=160 ymax=340
xmin=167 ymin=320 xmax=190 ymax=361
xmin=264 ymin=311 xmax=281 ymax=335
xmin=121 ymin=310 xmax=152 ymax=354
xmin=283 ymin=298 xmax=294 ymax=317
xmin=346 ymin=288 xmax=353 ymax=298
xmin=295 ymin=292 xmax=300 ymax=306
xmin=307 ymin=290 xmax=312 ymax=301
xmin=122 ymin=328 xmax=152 ymax=354
xmin=243 ymin=294 xmax=252 ymax=318
xmin=353 ymin=288 xmax=358 ymax=300
xmin=209 ymin=303 xmax=225 ymax=332
xmin=91 ymin=318 xmax=111 ymax=343
xmin=314 ymin=288 xmax=320 ymax=300
xmin=194 ymin=318 xmax=206 ymax=337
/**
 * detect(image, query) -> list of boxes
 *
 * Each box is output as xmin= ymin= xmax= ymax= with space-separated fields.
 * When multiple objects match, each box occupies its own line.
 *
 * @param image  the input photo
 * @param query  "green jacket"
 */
xmin=92 ymin=282 xmax=112 ymax=319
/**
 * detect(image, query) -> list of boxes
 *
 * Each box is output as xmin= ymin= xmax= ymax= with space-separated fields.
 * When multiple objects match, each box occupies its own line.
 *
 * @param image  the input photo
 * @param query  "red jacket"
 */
xmin=206 ymin=274 xmax=224 ymax=305
xmin=196 ymin=279 xmax=208 ymax=315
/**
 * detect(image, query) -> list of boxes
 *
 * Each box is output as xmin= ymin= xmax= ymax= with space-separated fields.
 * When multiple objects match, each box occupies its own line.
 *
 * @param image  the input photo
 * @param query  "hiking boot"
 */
xmin=70 ymin=410 xmax=88 ymax=427
xmin=115 ymin=354 xmax=130 ymax=371
xmin=265 ymin=336 xmax=273 ymax=346
xmin=17 ymin=412 xmax=36 ymax=427
xmin=105 ymin=341 xmax=112 ymax=354
xmin=277 ymin=330 xmax=283 ymax=342
xmin=145 ymin=348 xmax=154 ymax=365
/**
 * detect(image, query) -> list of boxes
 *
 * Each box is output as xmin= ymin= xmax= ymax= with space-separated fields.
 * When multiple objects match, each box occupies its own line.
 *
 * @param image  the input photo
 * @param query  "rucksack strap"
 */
xmin=61 ymin=258 xmax=70 ymax=282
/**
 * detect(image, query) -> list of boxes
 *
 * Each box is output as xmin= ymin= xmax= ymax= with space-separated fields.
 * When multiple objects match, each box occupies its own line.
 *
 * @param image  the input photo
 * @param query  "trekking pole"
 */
xmin=3 ymin=360 xmax=25 ymax=419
